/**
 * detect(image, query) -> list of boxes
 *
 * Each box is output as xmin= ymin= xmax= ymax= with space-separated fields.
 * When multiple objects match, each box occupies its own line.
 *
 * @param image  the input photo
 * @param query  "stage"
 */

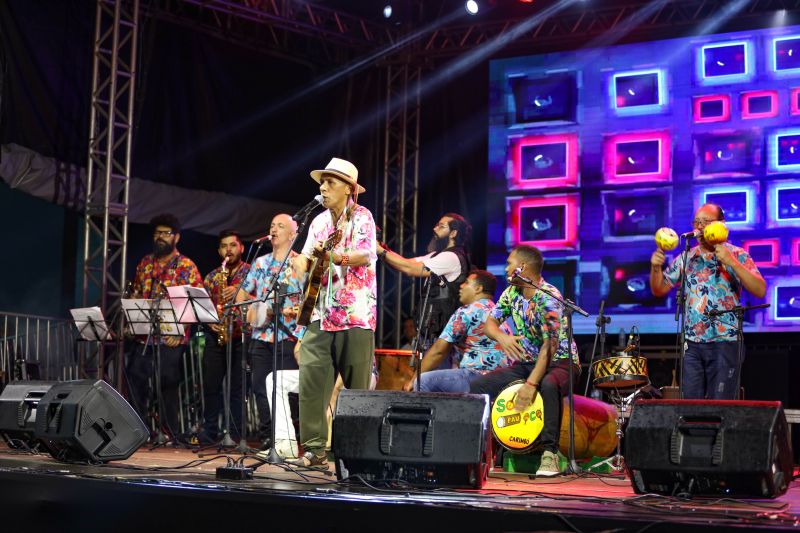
xmin=1 ymin=444 xmax=799 ymax=532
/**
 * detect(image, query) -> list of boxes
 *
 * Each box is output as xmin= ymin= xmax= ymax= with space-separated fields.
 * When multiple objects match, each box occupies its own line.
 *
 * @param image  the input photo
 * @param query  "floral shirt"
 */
xmin=439 ymin=298 xmax=509 ymax=372
xmin=203 ymin=262 xmax=251 ymax=339
xmin=241 ymin=251 xmax=304 ymax=343
xmin=663 ymin=243 xmax=760 ymax=343
xmin=491 ymin=281 xmax=579 ymax=365
xmin=131 ymin=252 xmax=203 ymax=344
xmin=301 ymin=203 xmax=377 ymax=331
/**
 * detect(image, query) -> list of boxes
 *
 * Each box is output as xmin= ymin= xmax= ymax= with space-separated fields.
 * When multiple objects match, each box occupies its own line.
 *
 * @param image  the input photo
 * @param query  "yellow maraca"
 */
xmin=655 ymin=227 xmax=679 ymax=251
xmin=703 ymin=220 xmax=728 ymax=245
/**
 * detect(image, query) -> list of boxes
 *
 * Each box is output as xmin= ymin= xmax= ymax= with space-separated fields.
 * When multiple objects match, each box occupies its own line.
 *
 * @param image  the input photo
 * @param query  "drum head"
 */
xmin=591 ymin=356 xmax=648 ymax=390
xmin=491 ymin=381 xmax=545 ymax=453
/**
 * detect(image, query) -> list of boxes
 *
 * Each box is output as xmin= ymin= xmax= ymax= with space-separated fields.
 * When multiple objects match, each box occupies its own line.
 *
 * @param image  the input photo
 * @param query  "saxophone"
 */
xmin=217 ymin=257 xmax=230 ymax=346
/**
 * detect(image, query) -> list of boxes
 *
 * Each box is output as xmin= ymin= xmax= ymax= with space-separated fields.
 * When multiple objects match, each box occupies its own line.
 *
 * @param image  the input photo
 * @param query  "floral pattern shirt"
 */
xmin=662 ymin=243 xmax=760 ymax=343
xmin=439 ymin=298 xmax=509 ymax=372
xmin=131 ymin=252 xmax=203 ymax=344
xmin=203 ymin=262 xmax=251 ymax=338
xmin=241 ymin=251 xmax=304 ymax=343
xmin=491 ymin=281 xmax=579 ymax=365
xmin=301 ymin=204 xmax=377 ymax=331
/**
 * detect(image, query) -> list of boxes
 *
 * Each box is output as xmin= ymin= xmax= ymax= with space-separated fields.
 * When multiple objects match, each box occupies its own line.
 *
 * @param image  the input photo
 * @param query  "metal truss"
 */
xmin=81 ymin=0 xmax=140 ymax=384
xmin=420 ymin=0 xmax=800 ymax=59
xmin=378 ymin=64 xmax=422 ymax=349
xmin=146 ymin=0 xmax=395 ymax=67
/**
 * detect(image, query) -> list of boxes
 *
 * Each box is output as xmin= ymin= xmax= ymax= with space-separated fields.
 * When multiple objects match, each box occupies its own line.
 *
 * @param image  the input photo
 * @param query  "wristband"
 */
xmin=378 ymin=248 xmax=388 ymax=259
xmin=340 ymin=254 xmax=350 ymax=266
xmin=525 ymin=380 xmax=538 ymax=388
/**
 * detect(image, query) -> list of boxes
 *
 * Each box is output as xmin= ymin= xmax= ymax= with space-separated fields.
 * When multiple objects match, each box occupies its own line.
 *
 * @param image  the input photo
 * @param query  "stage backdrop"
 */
xmin=488 ymin=25 xmax=800 ymax=335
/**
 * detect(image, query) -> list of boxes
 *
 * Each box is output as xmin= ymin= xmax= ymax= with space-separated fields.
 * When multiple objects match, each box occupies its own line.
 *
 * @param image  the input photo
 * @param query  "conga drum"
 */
xmin=374 ymin=349 xmax=415 ymax=390
xmin=491 ymin=381 xmax=618 ymax=459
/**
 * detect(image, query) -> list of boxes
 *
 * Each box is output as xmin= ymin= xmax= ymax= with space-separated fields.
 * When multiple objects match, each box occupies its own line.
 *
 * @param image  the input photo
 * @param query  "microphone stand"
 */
xmin=705 ymin=303 xmax=769 ymax=400
xmin=142 ymin=290 xmax=170 ymax=448
xmin=674 ymin=237 xmax=693 ymax=399
xmin=584 ymin=300 xmax=609 ymax=397
xmin=410 ymin=274 xmax=437 ymax=391
xmin=512 ymin=272 xmax=589 ymax=475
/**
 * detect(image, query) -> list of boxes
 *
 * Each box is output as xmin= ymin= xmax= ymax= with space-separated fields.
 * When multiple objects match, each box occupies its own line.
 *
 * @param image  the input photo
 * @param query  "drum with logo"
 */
xmin=491 ymin=381 xmax=618 ymax=458
xmin=591 ymin=355 xmax=648 ymax=390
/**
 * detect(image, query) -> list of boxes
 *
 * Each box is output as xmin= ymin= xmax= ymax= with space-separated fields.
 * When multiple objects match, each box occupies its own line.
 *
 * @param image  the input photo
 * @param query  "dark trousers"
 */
xmin=469 ymin=360 xmax=575 ymax=453
xmin=202 ymin=338 xmax=244 ymax=439
xmin=126 ymin=343 xmax=184 ymax=437
xmin=683 ymin=340 xmax=742 ymax=400
xmin=249 ymin=338 xmax=298 ymax=437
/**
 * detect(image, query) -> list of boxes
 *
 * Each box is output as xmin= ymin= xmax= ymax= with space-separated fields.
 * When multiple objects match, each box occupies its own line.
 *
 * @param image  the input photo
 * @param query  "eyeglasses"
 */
xmin=692 ymin=219 xmax=718 ymax=227
xmin=153 ymin=230 xmax=174 ymax=237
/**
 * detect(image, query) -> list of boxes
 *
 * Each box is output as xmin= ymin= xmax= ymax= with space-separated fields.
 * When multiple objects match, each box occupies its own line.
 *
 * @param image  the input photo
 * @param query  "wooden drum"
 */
xmin=374 ymin=349 xmax=415 ymax=390
xmin=491 ymin=381 xmax=618 ymax=459
xmin=591 ymin=355 xmax=648 ymax=390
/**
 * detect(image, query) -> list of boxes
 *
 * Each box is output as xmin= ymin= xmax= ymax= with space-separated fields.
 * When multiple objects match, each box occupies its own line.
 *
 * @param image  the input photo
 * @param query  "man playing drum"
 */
xmin=469 ymin=245 xmax=579 ymax=477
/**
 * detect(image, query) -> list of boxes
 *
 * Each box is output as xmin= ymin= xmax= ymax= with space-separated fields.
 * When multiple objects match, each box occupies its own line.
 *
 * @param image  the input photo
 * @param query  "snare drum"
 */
xmin=592 ymin=355 xmax=648 ymax=389
xmin=491 ymin=381 xmax=618 ymax=458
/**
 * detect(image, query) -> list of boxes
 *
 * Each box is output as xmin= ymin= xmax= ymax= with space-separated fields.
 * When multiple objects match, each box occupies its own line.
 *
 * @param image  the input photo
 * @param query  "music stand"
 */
xmin=70 ymin=306 xmax=112 ymax=342
xmin=122 ymin=297 xmax=184 ymax=446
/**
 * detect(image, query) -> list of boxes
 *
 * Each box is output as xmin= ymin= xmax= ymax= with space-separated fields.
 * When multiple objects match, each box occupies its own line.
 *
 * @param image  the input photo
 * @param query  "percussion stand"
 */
xmin=705 ymin=303 xmax=770 ymax=400
xmin=511 ymin=272 xmax=589 ymax=475
xmin=410 ymin=273 xmax=437 ymax=392
xmin=588 ymin=387 xmax=634 ymax=474
xmin=583 ymin=300 xmax=610 ymax=397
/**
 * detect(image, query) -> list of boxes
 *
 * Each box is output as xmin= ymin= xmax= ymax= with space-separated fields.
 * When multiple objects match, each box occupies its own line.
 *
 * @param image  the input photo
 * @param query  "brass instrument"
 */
xmin=217 ymin=257 xmax=230 ymax=345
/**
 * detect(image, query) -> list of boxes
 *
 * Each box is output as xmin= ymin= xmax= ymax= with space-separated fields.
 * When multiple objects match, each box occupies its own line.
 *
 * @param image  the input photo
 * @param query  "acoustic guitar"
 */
xmin=297 ymin=229 xmax=342 ymax=326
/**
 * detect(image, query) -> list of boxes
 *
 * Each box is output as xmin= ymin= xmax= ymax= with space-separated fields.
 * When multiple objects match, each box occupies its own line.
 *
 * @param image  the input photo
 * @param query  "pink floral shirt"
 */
xmin=301 ymin=203 xmax=377 ymax=331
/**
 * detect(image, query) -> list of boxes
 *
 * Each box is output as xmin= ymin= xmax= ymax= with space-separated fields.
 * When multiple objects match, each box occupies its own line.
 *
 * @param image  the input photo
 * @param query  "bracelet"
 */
xmin=378 ymin=248 xmax=388 ymax=259
xmin=340 ymin=254 xmax=350 ymax=266
xmin=525 ymin=380 xmax=538 ymax=388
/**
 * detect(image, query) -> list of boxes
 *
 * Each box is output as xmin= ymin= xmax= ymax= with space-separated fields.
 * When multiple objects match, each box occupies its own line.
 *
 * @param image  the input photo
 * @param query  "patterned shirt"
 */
xmin=439 ymin=298 xmax=509 ymax=372
xmin=203 ymin=262 xmax=251 ymax=338
xmin=663 ymin=243 xmax=760 ymax=343
xmin=131 ymin=252 xmax=203 ymax=343
xmin=241 ymin=251 xmax=304 ymax=343
xmin=301 ymin=203 xmax=377 ymax=332
xmin=491 ymin=281 xmax=579 ymax=365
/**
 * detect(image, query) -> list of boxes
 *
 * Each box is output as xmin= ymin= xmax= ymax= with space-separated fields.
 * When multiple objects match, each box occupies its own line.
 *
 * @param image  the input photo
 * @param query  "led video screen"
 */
xmin=488 ymin=26 xmax=800 ymax=334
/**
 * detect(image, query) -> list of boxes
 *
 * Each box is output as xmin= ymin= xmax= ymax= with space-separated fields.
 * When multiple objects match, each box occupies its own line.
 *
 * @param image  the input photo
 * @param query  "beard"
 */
xmin=427 ymin=234 xmax=449 ymax=254
xmin=153 ymin=240 xmax=176 ymax=258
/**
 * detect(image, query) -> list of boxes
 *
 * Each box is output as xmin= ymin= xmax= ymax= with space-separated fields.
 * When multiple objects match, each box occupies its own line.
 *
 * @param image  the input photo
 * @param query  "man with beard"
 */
xmin=128 ymin=214 xmax=203 ymax=440
xmin=198 ymin=230 xmax=250 ymax=444
xmin=236 ymin=214 xmax=304 ymax=451
xmin=377 ymin=213 xmax=472 ymax=346
xmin=289 ymin=157 xmax=377 ymax=469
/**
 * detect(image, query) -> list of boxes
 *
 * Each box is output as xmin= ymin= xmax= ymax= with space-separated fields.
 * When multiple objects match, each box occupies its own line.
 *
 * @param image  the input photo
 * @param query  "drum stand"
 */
xmin=588 ymin=387 xmax=638 ymax=474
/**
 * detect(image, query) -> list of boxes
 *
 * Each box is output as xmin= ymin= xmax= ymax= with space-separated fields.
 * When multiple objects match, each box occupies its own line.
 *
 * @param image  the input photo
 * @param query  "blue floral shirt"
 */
xmin=241 ymin=251 xmax=305 ymax=343
xmin=439 ymin=298 xmax=509 ymax=372
xmin=490 ymin=281 xmax=579 ymax=365
xmin=663 ymin=243 xmax=760 ymax=343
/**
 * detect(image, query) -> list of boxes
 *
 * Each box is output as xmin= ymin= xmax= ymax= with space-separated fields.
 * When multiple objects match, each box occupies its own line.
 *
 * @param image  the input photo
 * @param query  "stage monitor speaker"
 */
xmin=625 ymin=399 xmax=793 ymax=498
xmin=0 ymin=381 xmax=54 ymax=450
xmin=33 ymin=379 xmax=149 ymax=462
xmin=332 ymin=390 xmax=491 ymax=488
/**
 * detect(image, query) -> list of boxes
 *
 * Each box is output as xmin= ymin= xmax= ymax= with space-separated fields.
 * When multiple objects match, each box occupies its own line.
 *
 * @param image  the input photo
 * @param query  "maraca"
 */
xmin=703 ymin=220 xmax=728 ymax=245
xmin=655 ymin=227 xmax=679 ymax=251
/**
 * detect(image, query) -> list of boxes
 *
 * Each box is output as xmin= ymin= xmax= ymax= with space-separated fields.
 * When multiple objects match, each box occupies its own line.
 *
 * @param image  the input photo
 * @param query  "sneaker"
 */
xmin=536 ymin=450 xmax=561 ymax=477
xmin=289 ymin=451 xmax=328 ymax=470
xmin=275 ymin=439 xmax=299 ymax=459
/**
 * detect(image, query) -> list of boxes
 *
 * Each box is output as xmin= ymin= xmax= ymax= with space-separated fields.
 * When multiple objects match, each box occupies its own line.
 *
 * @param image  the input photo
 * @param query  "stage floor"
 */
xmin=1 ymin=444 xmax=799 ymax=532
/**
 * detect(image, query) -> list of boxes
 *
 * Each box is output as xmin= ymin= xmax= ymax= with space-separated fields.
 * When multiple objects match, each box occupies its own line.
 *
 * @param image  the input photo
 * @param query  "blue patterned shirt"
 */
xmin=663 ymin=243 xmax=760 ymax=343
xmin=439 ymin=298 xmax=509 ymax=372
xmin=241 ymin=251 xmax=305 ymax=343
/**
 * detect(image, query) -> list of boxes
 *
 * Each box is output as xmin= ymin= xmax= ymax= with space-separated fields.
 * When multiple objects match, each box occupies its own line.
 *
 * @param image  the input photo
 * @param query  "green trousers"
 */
xmin=298 ymin=321 xmax=374 ymax=454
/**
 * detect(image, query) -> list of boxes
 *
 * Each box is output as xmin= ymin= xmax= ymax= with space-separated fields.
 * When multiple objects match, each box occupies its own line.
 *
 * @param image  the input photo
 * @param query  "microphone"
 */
xmin=507 ymin=266 xmax=523 ymax=283
xmin=680 ymin=230 xmax=699 ymax=239
xmin=292 ymin=194 xmax=324 ymax=221
xmin=253 ymin=234 xmax=272 ymax=244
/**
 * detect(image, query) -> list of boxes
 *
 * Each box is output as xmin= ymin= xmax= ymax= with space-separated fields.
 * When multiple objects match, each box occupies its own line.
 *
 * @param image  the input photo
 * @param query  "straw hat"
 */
xmin=310 ymin=157 xmax=365 ymax=194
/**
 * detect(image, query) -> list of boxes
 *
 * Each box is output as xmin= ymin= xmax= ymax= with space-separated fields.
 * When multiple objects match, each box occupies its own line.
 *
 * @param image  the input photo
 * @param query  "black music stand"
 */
xmin=70 ymin=306 xmax=112 ymax=343
xmin=122 ymin=296 xmax=183 ymax=447
xmin=674 ymin=236 xmax=693 ymax=398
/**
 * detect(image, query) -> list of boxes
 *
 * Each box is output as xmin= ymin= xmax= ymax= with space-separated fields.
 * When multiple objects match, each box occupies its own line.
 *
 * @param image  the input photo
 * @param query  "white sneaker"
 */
xmin=275 ymin=439 xmax=299 ymax=459
xmin=535 ymin=450 xmax=561 ymax=477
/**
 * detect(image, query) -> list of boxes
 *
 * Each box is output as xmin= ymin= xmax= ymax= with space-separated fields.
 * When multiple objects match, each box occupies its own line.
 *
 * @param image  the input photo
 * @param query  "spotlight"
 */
xmin=383 ymin=4 xmax=392 ymax=18
xmin=465 ymin=0 xmax=479 ymax=15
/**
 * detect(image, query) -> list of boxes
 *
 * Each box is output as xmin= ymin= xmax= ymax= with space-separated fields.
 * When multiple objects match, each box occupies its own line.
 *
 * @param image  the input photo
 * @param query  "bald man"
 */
xmin=650 ymin=203 xmax=765 ymax=399
xmin=238 ymin=214 xmax=305 ymax=449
